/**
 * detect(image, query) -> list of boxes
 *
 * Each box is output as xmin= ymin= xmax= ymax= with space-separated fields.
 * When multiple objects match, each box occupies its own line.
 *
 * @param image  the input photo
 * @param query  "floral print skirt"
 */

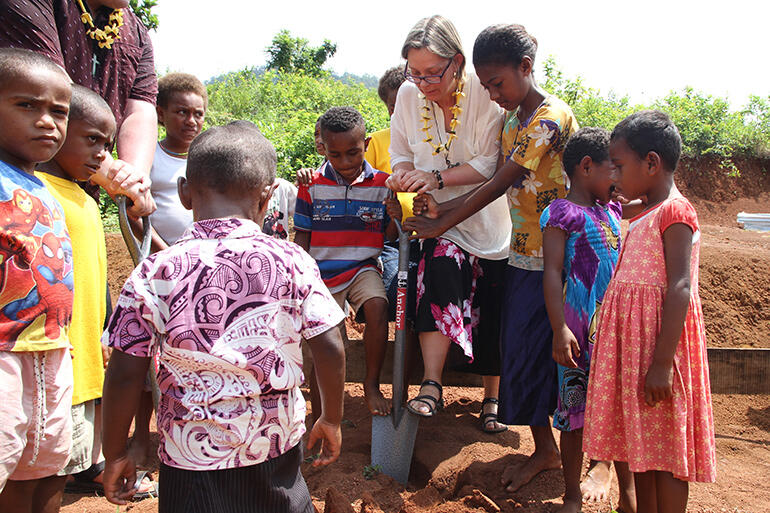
xmin=414 ymin=237 xmax=481 ymax=361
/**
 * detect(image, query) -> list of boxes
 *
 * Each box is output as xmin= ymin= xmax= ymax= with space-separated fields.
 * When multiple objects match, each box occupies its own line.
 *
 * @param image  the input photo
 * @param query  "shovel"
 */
xmin=116 ymin=195 xmax=159 ymax=408
xmin=371 ymin=220 xmax=419 ymax=485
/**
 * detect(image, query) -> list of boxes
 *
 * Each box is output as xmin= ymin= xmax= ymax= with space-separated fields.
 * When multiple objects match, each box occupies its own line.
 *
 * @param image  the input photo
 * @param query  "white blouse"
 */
xmin=390 ymin=72 xmax=511 ymax=260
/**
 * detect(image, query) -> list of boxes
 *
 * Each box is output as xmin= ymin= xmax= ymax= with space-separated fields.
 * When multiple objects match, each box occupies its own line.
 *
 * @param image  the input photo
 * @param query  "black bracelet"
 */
xmin=432 ymin=169 xmax=444 ymax=190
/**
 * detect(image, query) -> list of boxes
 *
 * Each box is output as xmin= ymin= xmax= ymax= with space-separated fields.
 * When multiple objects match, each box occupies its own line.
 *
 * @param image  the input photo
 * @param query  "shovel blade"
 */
xmin=370 ymin=411 xmax=419 ymax=484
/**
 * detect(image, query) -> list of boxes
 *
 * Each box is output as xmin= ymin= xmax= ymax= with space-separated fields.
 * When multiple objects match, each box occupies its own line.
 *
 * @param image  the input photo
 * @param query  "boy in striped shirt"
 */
xmin=295 ymin=106 xmax=397 ymax=417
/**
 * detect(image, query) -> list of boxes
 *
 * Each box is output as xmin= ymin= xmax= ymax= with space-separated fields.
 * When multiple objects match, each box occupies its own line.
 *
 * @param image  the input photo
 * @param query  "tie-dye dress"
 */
xmin=539 ymin=199 xmax=622 ymax=431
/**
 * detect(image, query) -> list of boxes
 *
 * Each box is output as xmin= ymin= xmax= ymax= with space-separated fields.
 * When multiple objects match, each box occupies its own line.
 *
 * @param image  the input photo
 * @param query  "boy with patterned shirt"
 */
xmin=0 ymin=48 xmax=74 ymax=511
xmin=294 ymin=106 xmax=396 ymax=418
xmin=102 ymin=122 xmax=346 ymax=513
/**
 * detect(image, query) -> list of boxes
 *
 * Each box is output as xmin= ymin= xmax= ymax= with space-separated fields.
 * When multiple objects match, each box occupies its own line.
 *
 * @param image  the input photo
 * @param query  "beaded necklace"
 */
xmin=75 ymin=0 xmax=123 ymax=50
xmin=419 ymin=78 xmax=465 ymax=166
xmin=160 ymin=141 xmax=188 ymax=158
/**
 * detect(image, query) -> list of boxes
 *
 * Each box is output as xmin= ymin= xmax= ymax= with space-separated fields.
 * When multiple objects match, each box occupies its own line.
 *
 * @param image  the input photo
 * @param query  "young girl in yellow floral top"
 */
xmin=406 ymin=24 xmax=597 ymax=498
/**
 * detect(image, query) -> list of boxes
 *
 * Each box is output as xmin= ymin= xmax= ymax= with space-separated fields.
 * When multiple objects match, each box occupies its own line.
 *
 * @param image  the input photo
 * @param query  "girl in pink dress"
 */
xmin=583 ymin=111 xmax=716 ymax=513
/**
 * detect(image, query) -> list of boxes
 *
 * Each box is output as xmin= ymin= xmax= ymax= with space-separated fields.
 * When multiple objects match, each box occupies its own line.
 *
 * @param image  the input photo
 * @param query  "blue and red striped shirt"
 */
xmin=294 ymin=161 xmax=391 ymax=293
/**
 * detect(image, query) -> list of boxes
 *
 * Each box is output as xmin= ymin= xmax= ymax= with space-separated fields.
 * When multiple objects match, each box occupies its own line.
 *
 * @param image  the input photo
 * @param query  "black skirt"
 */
xmin=158 ymin=444 xmax=313 ymax=513
xmin=449 ymin=258 xmax=506 ymax=376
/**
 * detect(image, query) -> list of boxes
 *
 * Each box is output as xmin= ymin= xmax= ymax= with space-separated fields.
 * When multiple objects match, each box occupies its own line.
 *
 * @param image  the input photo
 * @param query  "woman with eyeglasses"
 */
xmin=387 ymin=15 xmax=511 ymax=433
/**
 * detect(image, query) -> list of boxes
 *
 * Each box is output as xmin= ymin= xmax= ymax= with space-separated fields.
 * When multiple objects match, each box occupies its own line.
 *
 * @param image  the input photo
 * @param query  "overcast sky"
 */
xmin=149 ymin=0 xmax=768 ymax=108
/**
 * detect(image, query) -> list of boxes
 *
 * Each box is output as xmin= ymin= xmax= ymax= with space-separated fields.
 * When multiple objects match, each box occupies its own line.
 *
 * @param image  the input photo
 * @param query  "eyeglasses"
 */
xmin=403 ymin=59 xmax=453 ymax=84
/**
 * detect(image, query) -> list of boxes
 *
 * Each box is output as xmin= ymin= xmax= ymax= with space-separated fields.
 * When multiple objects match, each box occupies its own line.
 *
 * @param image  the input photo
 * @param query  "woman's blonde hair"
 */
xmin=401 ymin=15 xmax=465 ymax=76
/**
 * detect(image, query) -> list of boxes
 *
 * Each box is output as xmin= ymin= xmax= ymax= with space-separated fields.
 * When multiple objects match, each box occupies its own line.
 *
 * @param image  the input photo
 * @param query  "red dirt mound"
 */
xmin=75 ymin=156 xmax=769 ymax=513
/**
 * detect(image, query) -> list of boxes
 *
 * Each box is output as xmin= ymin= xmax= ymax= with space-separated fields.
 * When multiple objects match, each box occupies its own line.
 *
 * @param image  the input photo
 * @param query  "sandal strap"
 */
xmin=481 ymin=397 xmax=499 ymax=406
xmin=420 ymin=379 xmax=443 ymax=399
xmin=481 ymin=412 xmax=500 ymax=423
xmin=411 ymin=394 xmax=439 ymax=408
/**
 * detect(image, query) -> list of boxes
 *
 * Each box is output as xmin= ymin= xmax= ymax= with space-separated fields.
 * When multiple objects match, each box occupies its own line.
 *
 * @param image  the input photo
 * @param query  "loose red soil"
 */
xmin=62 ymin=157 xmax=770 ymax=513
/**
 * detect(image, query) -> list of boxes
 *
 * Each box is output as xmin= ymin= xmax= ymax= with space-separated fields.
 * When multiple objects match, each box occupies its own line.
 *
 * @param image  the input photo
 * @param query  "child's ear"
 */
xmin=156 ymin=106 xmax=165 ymax=128
xmin=364 ymin=136 xmax=371 ymax=152
xmin=579 ymin=155 xmax=593 ymax=177
xmin=177 ymin=176 xmax=192 ymax=210
xmin=520 ymin=55 xmax=534 ymax=76
xmin=646 ymin=151 xmax=662 ymax=176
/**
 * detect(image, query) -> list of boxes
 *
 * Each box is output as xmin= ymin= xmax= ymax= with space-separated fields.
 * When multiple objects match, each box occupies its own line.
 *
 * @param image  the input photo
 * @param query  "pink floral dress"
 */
xmin=583 ymin=196 xmax=716 ymax=482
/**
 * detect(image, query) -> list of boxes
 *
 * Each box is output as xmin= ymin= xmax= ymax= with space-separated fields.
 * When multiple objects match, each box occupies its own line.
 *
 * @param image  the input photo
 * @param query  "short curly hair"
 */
xmin=563 ymin=127 xmax=611 ymax=178
xmin=472 ymin=24 xmax=538 ymax=69
xmin=377 ymin=66 xmax=405 ymax=103
xmin=187 ymin=121 xmax=276 ymax=195
xmin=69 ymin=84 xmax=114 ymax=132
xmin=0 ymin=47 xmax=69 ymax=91
xmin=319 ymin=106 xmax=365 ymax=136
xmin=157 ymin=72 xmax=208 ymax=109
xmin=611 ymin=111 xmax=682 ymax=172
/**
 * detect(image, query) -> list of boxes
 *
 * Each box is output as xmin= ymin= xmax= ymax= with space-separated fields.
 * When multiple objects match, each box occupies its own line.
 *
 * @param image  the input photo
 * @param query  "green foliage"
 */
xmin=541 ymin=56 xmax=638 ymax=132
xmin=99 ymin=190 xmax=119 ymax=233
xmin=206 ymin=69 xmax=390 ymax=179
xmin=265 ymin=30 xmax=337 ymax=77
xmin=128 ymin=0 xmax=158 ymax=31
xmin=540 ymin=57 xmax=770 ymax=173
xmin=362 ymin=464 xmax=382 ymax=480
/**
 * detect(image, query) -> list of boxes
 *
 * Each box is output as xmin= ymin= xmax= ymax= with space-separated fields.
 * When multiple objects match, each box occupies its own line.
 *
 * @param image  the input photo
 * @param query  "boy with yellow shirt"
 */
xmin=36 ymin=85 xmax=156 ymax=499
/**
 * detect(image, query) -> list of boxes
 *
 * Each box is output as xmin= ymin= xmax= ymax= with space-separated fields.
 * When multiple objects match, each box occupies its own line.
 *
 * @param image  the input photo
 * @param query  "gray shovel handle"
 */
xmin=116 ymin=195 xmax=152 ymax=265
xmin=391 ymin=220 xmax=410 ymax=428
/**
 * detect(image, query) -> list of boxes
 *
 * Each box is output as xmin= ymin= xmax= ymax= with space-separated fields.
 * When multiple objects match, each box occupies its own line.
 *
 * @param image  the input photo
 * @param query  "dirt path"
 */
xmin=70 ymin=157 xmax=769 ymax=512
xmin=60 ymin=385 xmax=770 ymax=513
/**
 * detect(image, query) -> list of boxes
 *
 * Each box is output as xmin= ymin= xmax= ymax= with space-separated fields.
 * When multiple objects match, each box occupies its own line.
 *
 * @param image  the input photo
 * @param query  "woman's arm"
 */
xmin=403 ymin=157 xmax=529 ymax=239
xmin=644 ymin=223 xmax=693 ymax=406
xmin=620 ymin=198 xmax=646 ymax=219
xmin=396 ymin=163 xmax=487 ymax=194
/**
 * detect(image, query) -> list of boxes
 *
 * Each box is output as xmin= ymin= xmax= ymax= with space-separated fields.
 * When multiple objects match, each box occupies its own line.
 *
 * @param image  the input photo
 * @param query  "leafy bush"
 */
xmin=540 ymin=57 xmax=770 ymax=173
xmin=206 ymin=69 xmax=390 ymax=179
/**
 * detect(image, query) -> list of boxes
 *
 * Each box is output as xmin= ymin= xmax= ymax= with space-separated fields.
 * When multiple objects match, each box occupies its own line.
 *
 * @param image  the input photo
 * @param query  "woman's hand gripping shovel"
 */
xmin=116 ymin=195 xmax=160 ymax=409
xmin=370 ymin=218 xmax=419 ymax=485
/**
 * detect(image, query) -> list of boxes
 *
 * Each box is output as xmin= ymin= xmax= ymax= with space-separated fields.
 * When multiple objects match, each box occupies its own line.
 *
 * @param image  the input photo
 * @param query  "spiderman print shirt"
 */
xmin=0 ymin=161 xmax=73 ymax=352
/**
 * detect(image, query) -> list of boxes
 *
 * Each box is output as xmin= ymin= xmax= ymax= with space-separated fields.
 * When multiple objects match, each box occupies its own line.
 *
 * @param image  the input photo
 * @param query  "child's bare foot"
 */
xmin=364 ymin=381 xmax=391 ymax=416
xmin=581 ymin=460 xmax=612 ymax=502
xmin=501 ymin=450 xmax=562 ymax=492
xmin=555 ymin=497 xmax=583 ymax=513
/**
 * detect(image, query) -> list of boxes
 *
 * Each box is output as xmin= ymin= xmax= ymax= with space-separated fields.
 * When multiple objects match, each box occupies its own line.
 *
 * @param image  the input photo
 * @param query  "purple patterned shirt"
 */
xmin=104 ymin=218 xmax=344 ymax=470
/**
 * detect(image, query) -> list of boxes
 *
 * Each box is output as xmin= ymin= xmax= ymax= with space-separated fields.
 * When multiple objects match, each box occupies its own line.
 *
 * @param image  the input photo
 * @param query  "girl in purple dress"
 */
xmin=541 ymin=128 xmax=637 ymax=513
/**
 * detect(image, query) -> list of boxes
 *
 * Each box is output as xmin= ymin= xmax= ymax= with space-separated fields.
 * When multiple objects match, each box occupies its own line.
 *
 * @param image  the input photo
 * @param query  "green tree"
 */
xmin=129 ymin=0 xmax=158 ymax=31
xmin=206 ymin=69 xmax=389 ymax=178
xmin=265 ymin=30 xmax=337 ymax=76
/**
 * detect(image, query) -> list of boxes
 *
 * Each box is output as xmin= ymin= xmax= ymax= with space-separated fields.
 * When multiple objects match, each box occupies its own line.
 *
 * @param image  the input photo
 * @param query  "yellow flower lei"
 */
xmin=419 ymin=79 xmax=465 ymax=157
xmin=75 ymin=0 xmax=124 ymax=49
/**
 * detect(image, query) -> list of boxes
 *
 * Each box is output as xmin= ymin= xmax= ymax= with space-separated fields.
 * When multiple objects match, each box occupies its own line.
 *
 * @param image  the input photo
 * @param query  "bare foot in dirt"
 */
xmin=364 ymin=381 xmax=391 ymax=416
xmin=555 ymin=498 xmax=583 ymax=513
xmin=581 ymin=460 xmax=612 ymax=502
xmin=501 ymin=451 xmax=562 ymax=492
